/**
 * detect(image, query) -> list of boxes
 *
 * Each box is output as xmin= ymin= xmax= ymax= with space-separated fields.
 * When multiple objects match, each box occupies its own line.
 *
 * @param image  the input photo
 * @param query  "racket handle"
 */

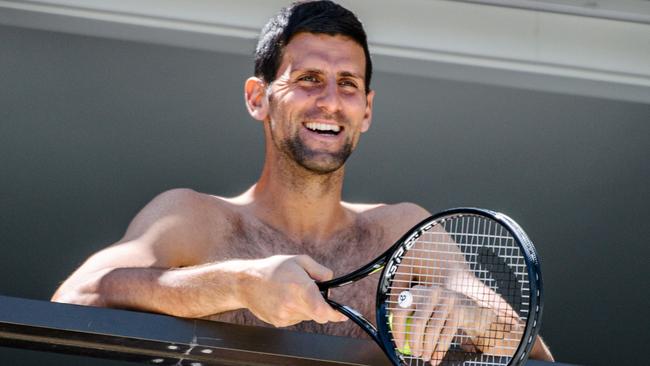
xmin=317 ymin=282 xmax=327 ymax=298
xmin=317 ymin=281 xmax=336 ymax=300
xmin=326 ymin=299 xmax=401 ymax=365
xmin=325 ymin=299 xmax=381 ymax=343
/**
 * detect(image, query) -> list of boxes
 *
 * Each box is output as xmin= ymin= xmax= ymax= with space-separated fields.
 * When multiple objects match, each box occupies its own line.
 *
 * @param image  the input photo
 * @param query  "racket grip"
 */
xmin=317 ymin=281 xmax=330 ymax=300
xmin=326 ymin=299 xmax=381 ymax=344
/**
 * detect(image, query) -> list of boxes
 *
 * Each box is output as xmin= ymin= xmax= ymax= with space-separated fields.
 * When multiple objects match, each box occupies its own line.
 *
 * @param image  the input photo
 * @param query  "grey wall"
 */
xmin=1 ymin=25 xmax=649 ymax=366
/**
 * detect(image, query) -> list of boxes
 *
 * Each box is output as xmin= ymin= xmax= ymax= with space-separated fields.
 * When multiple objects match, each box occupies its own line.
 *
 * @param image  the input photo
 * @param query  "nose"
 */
xmin=315 ymin=80 xmax=342 ymax=114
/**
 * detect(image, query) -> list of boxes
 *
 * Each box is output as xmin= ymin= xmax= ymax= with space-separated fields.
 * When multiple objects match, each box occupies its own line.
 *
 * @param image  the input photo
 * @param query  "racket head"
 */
xmin=375 ymin=208 xmax=543 ymax=366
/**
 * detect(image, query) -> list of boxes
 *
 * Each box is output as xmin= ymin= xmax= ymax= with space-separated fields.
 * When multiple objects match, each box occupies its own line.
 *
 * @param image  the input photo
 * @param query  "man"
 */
xmin=52 ymin=1 xmax=553 ymax=363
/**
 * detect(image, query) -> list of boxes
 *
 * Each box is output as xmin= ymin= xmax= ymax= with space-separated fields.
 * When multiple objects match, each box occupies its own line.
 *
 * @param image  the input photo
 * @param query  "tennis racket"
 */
xmin=317 ymin=207 xmax=543 ymax=366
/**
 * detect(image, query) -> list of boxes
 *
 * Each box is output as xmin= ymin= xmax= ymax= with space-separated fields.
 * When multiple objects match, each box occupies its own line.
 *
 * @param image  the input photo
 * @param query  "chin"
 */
xmin=284 ymin=140 xmax=352 ymax=175
xmin=297 ymin=157 xmax=346 ymax=175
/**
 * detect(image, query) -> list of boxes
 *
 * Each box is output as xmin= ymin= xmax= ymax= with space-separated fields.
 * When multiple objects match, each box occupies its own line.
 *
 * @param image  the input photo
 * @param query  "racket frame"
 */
xmin=319 ymin=207 xmax=544 ymax=366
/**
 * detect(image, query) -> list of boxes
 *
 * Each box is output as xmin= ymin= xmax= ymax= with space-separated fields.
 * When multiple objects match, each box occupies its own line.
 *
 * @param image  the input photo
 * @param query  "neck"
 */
xmin=244 ymin=154 xmax=351 ymax=242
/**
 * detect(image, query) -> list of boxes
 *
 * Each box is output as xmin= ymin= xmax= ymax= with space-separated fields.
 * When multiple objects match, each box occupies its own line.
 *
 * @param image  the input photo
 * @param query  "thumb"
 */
xmin=295 ymin=255 xmax=334 ymax=282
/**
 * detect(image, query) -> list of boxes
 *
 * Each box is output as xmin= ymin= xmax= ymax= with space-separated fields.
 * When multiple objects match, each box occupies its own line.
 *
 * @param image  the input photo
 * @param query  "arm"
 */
xmin=52 ymin=189 xmax=345 ymax=325
xmin=51 ymin=188 xmax=240 ymax=317
xmin=530 ymin=336 xmax=554 ymax=362
xmin=53 ymin=253 xmax=346 ymax=323
xmin=52 ymin=256 xmax=246 ymax=318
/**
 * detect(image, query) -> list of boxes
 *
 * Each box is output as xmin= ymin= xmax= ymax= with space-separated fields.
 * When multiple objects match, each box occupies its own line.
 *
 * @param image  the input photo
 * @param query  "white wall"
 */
xmin=1 ymin=0 xmax=649 ymax=102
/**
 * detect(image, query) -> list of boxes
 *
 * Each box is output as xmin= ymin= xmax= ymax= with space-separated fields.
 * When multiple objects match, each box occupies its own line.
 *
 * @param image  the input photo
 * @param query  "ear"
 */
xmin=360 ymin=89 xmax=375 ymax=133
xmin=244 ymin=77 xmax=269 ymax=121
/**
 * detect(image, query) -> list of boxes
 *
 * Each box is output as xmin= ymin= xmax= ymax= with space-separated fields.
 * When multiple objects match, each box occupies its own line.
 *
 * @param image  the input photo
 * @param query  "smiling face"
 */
xmin=253 ymin=33 xmax=375 ymax=174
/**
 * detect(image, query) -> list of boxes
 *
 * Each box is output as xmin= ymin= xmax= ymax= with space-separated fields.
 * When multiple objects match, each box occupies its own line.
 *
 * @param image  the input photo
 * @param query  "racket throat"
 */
xmin=325 ymin=299 xmax=381 ymax=343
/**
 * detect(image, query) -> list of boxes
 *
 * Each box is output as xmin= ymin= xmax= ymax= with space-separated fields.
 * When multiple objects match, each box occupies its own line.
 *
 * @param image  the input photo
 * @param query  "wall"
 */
xmin=1 ymin=25 xmax=648 ymax=366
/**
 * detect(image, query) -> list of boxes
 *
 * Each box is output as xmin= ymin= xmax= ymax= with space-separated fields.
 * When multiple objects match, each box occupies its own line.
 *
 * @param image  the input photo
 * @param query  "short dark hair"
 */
xmin=254 ymin=0 xmax=372 ymax=92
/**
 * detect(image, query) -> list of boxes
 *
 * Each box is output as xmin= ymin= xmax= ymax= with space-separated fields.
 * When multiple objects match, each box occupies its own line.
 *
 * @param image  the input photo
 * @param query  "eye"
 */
xmin=298 ymin=74 xmax=320 ymax=83
xmin=338 ymin=79 xmax=359 ymax=90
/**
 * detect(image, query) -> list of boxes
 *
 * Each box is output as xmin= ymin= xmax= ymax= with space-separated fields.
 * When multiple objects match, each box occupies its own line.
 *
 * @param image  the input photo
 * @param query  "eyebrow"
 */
xmin=292 ymin=68 xmax=363 ymax=80
xmin=338 ymin=71 xmax=363 ymax=80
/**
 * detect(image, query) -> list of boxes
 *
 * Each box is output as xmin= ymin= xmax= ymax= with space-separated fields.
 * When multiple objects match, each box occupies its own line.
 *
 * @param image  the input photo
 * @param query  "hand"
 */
xmin=238 ymin=255 xmax=348 ymax=327
xmin=390 ymin=285 xmax=522 ymax=365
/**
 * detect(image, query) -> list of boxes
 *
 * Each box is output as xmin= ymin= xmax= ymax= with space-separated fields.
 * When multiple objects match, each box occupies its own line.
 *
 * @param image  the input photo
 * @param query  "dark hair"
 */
xmin=254 ymin=0 xmax=372 ymax=92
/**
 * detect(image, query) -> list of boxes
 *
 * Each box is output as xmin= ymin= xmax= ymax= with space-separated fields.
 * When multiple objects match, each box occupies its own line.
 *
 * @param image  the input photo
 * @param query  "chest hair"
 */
xmin=205 ymin=213 xmax=388 ymax=338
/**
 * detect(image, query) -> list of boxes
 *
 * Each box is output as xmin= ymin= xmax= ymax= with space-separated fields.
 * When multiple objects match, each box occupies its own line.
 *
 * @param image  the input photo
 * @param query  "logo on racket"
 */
xmin=398 ymin=290 xmax=413 ymax=308
xmin=384 ymin=222 xmax=434 ymax=281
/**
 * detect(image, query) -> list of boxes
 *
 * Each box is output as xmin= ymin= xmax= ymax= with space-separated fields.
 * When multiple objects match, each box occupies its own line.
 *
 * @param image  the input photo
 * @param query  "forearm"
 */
xmin=52 ymin=262 xmax=246 ymax=318
xmin=530 ymin=336 xmax=554 ymax=361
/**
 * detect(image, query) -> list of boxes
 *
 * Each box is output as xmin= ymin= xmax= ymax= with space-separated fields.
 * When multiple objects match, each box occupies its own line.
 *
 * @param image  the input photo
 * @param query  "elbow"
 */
xmin=51 ymin=287 xmax=106 ymax=307
xmin=50 ymin=288 xmax=65 ymax=303
xmin=51 ymin=272 xmax=109 ymax=307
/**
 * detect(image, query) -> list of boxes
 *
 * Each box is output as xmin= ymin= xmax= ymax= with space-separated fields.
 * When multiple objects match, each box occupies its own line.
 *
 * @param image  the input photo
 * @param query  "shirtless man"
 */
xmin=52 ymin=1 xmax=553 ymax=363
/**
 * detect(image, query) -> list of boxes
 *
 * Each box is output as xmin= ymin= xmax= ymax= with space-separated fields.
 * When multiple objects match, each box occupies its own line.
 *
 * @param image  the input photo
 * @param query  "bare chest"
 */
xmin=205 ymin=214 xmax=388 ymax=338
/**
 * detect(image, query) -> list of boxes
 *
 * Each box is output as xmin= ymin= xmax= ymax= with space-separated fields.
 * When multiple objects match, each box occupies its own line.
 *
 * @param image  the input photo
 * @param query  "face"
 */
xmin=249 ymin=33 xmax=375 ymax=174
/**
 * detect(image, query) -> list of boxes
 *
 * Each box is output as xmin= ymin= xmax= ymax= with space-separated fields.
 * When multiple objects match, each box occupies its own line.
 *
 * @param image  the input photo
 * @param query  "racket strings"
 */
xmin=384 ymin=214 xmax=530 ymax=366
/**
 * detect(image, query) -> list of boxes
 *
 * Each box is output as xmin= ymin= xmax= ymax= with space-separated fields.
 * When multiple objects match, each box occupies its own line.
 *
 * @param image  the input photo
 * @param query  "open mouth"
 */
xmin=304 ymin=122 xmax=343 ymax=136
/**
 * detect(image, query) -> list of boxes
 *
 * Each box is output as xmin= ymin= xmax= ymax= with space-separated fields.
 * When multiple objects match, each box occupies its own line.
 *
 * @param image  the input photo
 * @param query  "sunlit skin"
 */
xmin=244 ymin=32 xmax=375 ymax=240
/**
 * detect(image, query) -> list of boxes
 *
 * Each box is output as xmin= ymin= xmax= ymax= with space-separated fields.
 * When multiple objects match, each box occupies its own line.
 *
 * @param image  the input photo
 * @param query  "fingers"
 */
xmin=430 ymin=308 xmax=459 ymax=364
xmin=418 ymin=291 xmax=453 ymax=361
xmin=408 ymin=286 xmax=437 ymax=358
xmin=244 ymin=255 xmax=346 ymax=327
xmin=474 ymin=310 xmax=520 ymax=356
xmin=391 ymin=284 xmax=523 ymax=363
xmin=456 ymin=301 xmax=523 ymax=357
xmin=420 ymin=303 xmax=448 ymax=361
xmin=262 ymin=283 xmax=344 ymax=327
xmin=467 ymin=307 xmax=498 ymax=352
xmin=410 ymin=306 xmax=434 ymax=357
xmin=301 ymin=281 xmax=347 ymax=323
xmin=404 ymin=287 xmax=464 ymax=364
xmin=295 ymin=255 xmax=334 ymax=282
xmin=293 ymin=255 xmax=346 ymax=323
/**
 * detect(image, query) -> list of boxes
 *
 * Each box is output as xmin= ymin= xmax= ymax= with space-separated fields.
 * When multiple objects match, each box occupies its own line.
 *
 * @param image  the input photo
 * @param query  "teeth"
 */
xmin=305 ymin=122 xmax=341 ymax=133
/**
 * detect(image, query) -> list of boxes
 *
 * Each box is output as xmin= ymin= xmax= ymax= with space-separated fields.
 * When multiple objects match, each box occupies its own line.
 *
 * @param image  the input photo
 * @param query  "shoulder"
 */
xmin=343 ymin=201 xmax=431 ymax=240
xmin=344 ymin=201 xmax=430 ymax=221
xmin=125 ymin=188 xmax=229 ymax=232
xmin=119 ymin=188 xmax=235 ymax=266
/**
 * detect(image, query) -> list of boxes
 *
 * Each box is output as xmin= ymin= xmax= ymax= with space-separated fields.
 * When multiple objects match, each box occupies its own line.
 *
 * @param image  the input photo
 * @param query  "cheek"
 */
xmin=343 ymin=96 xmax=369 ymax=120
xmin=268 ymin=98 xmax=304 ymax=133
xmin=273 ymin=89 xmax=308 ymax=112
